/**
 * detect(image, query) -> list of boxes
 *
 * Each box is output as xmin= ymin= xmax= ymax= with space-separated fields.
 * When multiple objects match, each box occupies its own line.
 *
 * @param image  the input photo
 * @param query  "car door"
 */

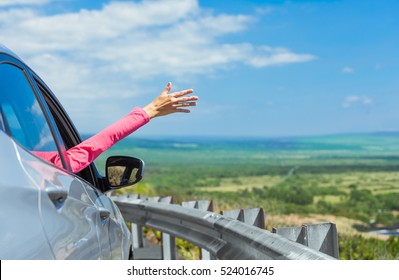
xmin=0 ymin=131 xmax=54 ymax=259
xmin=0 ymin=56 xmax=106 ymax=259
xmin=17 ymin=145 xmax=106 ymax=259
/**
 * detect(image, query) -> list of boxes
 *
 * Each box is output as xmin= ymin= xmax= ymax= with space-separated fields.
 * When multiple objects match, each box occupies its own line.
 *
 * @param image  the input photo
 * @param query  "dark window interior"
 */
xmin=34 ymin=79 xmax=99 ymax=188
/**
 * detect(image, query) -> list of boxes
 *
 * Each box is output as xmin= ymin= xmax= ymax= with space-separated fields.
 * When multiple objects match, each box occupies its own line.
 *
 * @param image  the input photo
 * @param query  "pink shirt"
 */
xmin=33 ymin=107 xmax=150 ymax=173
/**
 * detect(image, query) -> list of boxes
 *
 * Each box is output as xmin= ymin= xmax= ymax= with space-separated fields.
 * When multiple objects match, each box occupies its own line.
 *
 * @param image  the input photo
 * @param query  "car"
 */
xmin=0 ymin=43 xmax=144 ymax=259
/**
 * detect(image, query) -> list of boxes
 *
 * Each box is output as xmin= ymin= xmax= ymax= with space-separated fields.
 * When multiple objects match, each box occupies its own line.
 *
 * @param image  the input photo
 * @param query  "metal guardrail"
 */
xmin=273 ymin=223 xmax=339 ymax=259
xmin=112 ymin=195 xmax=337 ymax=260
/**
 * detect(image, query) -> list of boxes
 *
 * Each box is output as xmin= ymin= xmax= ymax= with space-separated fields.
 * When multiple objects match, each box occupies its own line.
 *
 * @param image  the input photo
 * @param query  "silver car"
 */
xmin=0 ymin=44 xmax=143 ymax=259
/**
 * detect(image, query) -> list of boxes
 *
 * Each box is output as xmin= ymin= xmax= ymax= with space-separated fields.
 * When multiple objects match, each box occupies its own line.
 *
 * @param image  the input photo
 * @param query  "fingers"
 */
xmin=172 ymin=89 xmax=194 ymax=98
xmin=159 ymin=82 xmax=198 ymax=115
xmin=162 ymin=82 xmax=172 ymax=95
xmin=161 ymin=82 xmax=195 ymax=99
xmin=174 ymin=108 xmax=191 ymax=113
xmin=176 ymin=96 xmax=199 ymax=103
xmin=173 ymin=101 xmax=197 ymax=108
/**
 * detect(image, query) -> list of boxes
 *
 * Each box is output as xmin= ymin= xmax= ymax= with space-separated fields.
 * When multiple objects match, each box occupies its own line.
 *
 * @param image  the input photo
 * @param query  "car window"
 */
xmin=34 ymin=77 xmax=98 ymax=187
xmin=0 ymin=63 xmax=62 ymax=157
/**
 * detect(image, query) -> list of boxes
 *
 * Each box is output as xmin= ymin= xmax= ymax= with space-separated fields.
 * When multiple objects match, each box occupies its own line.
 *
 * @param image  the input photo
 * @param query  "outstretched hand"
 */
xmin=143 ymin=82 xmax=198 ymax=119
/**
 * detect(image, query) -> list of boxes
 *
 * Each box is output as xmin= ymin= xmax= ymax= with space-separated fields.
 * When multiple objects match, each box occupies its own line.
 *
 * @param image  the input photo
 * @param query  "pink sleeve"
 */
xmin=31 ymin=151 xmax=63 ymax=169
xmin=33 ymin=107 xmax=150 ymax=173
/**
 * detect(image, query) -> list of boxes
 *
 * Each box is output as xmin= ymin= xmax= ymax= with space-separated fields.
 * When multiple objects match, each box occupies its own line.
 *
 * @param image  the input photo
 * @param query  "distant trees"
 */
xmin=267 ymin=184 xmax=314 ymax=205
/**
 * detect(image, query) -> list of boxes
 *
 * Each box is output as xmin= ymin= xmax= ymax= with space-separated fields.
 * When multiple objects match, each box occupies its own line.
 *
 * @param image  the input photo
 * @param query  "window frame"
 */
xmin=0 ymin=53 xmax=68 ymax=171
xmin=30 ymin=71 xmax=106 ymax=191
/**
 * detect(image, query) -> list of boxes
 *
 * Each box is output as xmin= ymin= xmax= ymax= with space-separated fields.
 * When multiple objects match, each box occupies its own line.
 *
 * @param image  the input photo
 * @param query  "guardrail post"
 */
xmin=126 ymin=194 xmax=143 ymax=249
xmin=131 ymin=223 xmax=144 ymax=248
xmin=114 ymin=193 xmax=144 ymax=250
xmin=220 ymin=209 xmax=243 ymax=221
xmin=162 ymin=233 xmax=176 ymax=260
xmin=272 ymin=222 xmax=339 ymax=258
xmin=243 ymin=208 xmax=265 ymax=229
xmin=125 ymin=195 xmax=175 ymax=260
xmin=182 ymin=200 xmax=215 ymax=260
xmin=182 ymin=200 xmax=214 ymax=211
xmin=221 ymin=208 xmax=265 ymax=229
xmin=305 ymin=222 xmax=339 ymax=259
xmin=182 ymin=200 xmax=198 ymax=208
xmin=159 ymin=196 xmax=176 ymax=260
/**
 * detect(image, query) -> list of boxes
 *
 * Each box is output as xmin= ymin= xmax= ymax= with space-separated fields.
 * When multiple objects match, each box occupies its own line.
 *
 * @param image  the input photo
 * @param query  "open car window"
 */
xmin=32 ymin=75 xmax=99 ymax=188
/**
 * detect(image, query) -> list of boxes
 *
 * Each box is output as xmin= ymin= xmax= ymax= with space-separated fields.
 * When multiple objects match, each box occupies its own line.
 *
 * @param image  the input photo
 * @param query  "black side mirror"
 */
xmin=105 ymin=156 xmax=144 ymax=189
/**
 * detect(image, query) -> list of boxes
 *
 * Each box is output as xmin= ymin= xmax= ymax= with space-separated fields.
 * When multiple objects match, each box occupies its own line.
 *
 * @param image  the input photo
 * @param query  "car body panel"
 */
xmin=0 ymin=131 xmax=55 ymax=259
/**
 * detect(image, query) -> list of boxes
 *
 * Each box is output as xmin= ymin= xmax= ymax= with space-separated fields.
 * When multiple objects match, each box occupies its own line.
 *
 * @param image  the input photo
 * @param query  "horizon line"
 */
xmin=81 ymin=130 xmax=399 ymax=140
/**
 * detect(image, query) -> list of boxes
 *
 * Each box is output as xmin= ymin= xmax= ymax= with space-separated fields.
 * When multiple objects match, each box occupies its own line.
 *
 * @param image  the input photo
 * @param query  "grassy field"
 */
xmin=196 ymin=172 xmax=399 ymax=193
xmin=94 ymin=132 xmax=399 ymax=259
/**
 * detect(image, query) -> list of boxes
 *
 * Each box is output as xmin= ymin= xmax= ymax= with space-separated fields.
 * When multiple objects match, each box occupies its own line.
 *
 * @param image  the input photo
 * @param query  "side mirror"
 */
xmin=105 ymin=156 xmax=144 ymax=189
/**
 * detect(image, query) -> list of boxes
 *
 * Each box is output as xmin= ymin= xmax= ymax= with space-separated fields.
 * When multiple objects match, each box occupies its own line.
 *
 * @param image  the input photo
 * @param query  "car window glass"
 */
xmin=0 ymin=63 xmax=59 ymax=153
xmin=1 ymin=103 xmax=28 ymax=146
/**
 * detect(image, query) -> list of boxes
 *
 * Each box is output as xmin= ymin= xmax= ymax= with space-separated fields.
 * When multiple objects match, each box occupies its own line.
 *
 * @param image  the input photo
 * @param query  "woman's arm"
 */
xmin=34 ymin=82 xmax=198 ymax=173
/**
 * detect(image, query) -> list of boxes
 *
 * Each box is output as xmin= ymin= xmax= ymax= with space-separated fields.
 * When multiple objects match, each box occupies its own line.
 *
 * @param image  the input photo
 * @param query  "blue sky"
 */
xmin=1 ymin=0 xmax=398 ymax=137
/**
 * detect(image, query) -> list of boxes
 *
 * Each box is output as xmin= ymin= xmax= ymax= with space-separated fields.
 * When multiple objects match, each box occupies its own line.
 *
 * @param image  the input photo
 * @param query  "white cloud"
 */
xmin=0 ymin=0 xmax=316 ymax=130
xmin=0 ymin=0 xmax=314 ymax=80
xmin=342 ymin=66 xmax=354 ymax=73
xmin=247 ymin=46 xmax=316 ymax=68
xmin=342 ymin=95 xmax=373 ymax=108
xmin=0 ymin=7 xmax=36 ymax=23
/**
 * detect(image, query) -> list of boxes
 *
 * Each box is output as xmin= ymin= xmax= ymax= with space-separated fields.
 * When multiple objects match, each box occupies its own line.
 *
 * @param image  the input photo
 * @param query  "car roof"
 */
xmin=0 ymin=43 xmax=22 ymax=60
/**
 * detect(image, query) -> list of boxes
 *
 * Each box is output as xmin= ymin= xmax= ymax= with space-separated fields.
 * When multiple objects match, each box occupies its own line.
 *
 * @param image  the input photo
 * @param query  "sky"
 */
xmin=0 ymin=0 xmax=398 ymax=138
